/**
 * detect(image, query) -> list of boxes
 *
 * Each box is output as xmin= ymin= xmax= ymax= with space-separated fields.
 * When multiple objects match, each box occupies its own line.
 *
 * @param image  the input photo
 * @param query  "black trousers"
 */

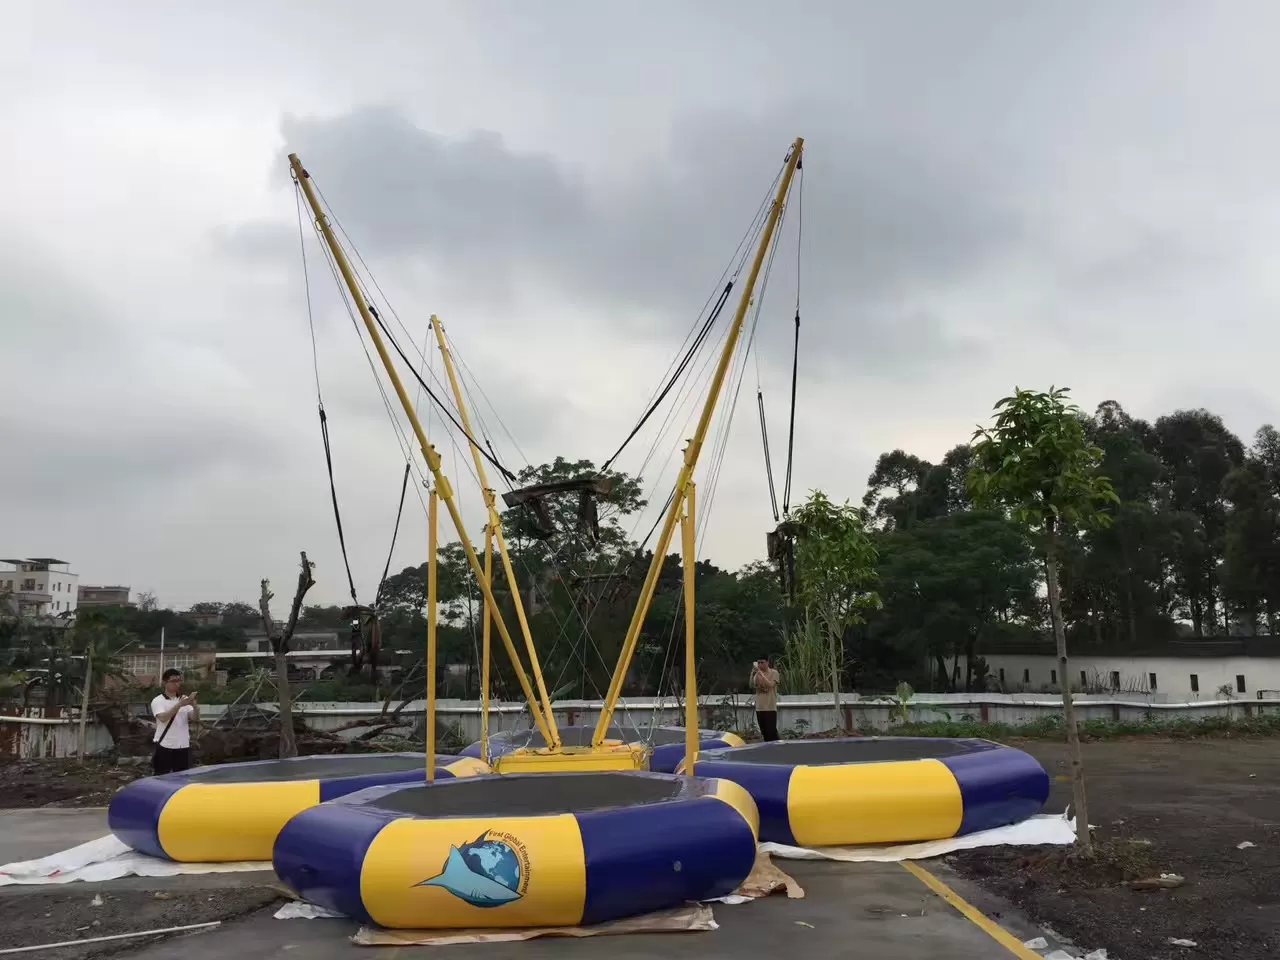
xmin=757 ymin=710 xmax=779 ymax=742
xmin=152 ymin=745 xmax=191 ymax=775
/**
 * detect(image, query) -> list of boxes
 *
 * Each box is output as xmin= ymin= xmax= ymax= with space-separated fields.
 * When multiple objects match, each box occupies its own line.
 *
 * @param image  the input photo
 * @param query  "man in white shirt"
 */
xmin=151 ymin=668 xmax=198 ymax=774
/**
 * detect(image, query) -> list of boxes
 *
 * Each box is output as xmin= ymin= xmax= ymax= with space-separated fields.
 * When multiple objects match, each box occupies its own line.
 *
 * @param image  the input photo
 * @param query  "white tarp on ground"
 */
xmin=0 ymin=835 xmax=268 ymax=886
xmin=761 ymin=812 xmax=1075 ymax=863
xmin=0 ymin=812 xmax=1072 ymax=888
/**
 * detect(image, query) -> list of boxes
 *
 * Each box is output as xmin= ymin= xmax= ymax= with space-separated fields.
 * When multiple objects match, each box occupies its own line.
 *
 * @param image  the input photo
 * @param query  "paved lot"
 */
xmin=115 ymin=859 xmax=1028 ymax=960
xmin=0 ymin=807 xmax=1045 ymax=959
xmin=0 ymin=808 xmax=113 ymax=865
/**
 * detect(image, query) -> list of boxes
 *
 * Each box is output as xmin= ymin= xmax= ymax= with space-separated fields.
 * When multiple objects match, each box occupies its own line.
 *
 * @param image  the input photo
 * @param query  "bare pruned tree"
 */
xmin=258 ymin=552 xmax=316 ymax=759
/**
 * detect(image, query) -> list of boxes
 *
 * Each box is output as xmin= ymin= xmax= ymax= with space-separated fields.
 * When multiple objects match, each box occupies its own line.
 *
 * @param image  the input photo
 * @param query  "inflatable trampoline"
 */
xmin=462 ymin=724 xmax=744 ymax=774
xmin=273 ymin=770 xmax=759 ymax=929
xmin=108 ymin=753 xmax=490 ymax=862
xmin=688 ymin=737 xmax=1049 ymax=847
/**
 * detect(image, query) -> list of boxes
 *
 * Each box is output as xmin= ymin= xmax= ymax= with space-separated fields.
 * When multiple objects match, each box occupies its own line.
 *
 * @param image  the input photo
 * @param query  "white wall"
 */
xmin=971 ymin=653 xmax=1280 ymax=698
xmin=46 ymin=570 xmax=78 ymax=615
xmin=0 ymin=564 xmax=78 ymax=615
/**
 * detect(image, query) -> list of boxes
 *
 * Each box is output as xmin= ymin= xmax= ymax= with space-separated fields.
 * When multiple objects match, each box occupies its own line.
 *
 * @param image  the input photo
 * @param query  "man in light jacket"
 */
xmin=751 ymin=656 xmax=780 ymax=742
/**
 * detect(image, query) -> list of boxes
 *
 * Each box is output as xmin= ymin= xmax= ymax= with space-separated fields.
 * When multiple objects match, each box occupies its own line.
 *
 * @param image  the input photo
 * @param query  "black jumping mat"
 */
xmin=368 ymin=773 xmax=685 ymax=818
xmin=719 ymin=738 xmax=972 ymax=765
xmin=188 ymin=755 xmax=426 ymax=783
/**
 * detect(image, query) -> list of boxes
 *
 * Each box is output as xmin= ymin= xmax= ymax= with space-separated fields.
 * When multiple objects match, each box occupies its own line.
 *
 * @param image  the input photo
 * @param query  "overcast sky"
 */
xmin=5 ymin=1 xmax=1280 ymax=609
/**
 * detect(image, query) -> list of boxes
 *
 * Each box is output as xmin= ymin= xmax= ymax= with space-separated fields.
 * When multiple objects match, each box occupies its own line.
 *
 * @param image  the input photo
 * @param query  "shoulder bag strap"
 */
xmin=155 ymin=699 xmax=181 ymax=747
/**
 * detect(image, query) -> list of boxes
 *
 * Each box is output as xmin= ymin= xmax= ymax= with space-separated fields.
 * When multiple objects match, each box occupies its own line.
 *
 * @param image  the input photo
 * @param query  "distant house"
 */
xmin=78 ymin=585 xmax=133 ymax=608
xmin=966 ymin=637 xmax=1280 ymax=698
xmin=181 ymin=610 xmax=224 ymax=627
xmin=0 ymin=558 xmax=79 ymax=618
xmin=119 ymin=647 xmax=218 ymax=686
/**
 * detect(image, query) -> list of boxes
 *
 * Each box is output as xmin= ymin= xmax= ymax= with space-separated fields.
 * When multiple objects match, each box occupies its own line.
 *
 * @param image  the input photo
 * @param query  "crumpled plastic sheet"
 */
xmin=1 ymin=812 xmax=1070 ymax=891
xmin=761 ymin=813 xmax=1076 ymax=863
xmin=0 ymin=835 xmax=268 ymax=886
xmin=351 ymin=903 xmax=719 ymax=945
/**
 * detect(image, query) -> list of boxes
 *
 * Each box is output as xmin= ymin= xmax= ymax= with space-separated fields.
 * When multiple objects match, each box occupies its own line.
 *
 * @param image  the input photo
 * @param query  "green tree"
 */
xmin=1221 ymin=426 xmax=1280 ymax=634
xmin=792 ymin=490 xmax=882 ymax=731
xmin=1056 ymin=402 xmax=1179 ymax=650
xmin=968 ymin=386 xmax=1118 ymax=855
xmin=644 ymin=558 xmax=787 ymax=695
xmin=1153 ymin=409 xmax=1245 ymax=635
xmin=68 ymin=621 xmax=133 ymax=701
xmin=872 ymin=510 xmax=1039 ymax=691
xmin=376 ymin=457 xmax=653 ymax=702
xmin=862 ymin=445 xmax=973 ymax=531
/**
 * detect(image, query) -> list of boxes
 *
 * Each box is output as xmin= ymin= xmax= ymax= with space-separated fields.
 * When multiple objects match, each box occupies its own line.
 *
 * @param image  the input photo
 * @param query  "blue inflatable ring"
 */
xmin=108 ymin=752 xmax=489 ymax=862
xmin=688 ymin=737 xmax=1049 ymax=847
xmin=462 ymin=723 xmax=744 ymax=773
xmin=273 ymin=770 xmax=759 ymax=929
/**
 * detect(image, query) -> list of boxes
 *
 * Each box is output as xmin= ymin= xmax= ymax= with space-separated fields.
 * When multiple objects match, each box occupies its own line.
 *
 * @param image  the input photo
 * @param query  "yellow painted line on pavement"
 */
xmin=901 ymin=861 xmax=1042 ymax=960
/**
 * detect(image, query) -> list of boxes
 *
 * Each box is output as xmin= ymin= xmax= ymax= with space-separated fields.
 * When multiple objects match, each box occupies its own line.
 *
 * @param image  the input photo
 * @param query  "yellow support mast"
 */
xmin=681 ymin=483 xmax=699 ymax=776
xmin=426 ymin=489 xmax=439 ymax=782
xmin=593 ymin=136 xmax=804 ymax=746
xmin=288 ymin=153 xmax=558 ymax=749
xmin=429 ymin=316 xmax=560 ymax=748
xmin=480 ymin=523 xmax=494 ymax=765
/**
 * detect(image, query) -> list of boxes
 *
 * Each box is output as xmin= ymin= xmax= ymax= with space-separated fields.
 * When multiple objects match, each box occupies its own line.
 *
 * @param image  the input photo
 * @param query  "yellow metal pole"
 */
xmin=427 ymin=489 xmax=439 ymax=782
xmin=481 ymin=523 xmax=494 ymax=764
xmin=681 ymin=483 xmax=698 ymax=776
xmin=430 ymin=316 xmax=560 ymax=747
xmin=593 ymin=137 xmax=805 ymax=744
xmin=288 ymin=153 xmax=555 ymax=747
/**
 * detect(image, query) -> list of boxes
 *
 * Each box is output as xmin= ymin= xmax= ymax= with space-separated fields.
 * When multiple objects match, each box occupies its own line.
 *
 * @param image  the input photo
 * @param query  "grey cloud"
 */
xmin=1 ymin=413 xmax=277 ymax=502
xmin=0 ymin=232 xmax=289 ymax=505
xmin=14 ymin=0 xmax=1280 ymax=606
xmin=269 ymin=101 xmax=1012 ymax=371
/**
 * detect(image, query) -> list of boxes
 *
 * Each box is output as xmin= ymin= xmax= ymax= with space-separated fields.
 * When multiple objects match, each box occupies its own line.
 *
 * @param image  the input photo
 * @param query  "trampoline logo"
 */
xmin=419 ymin=830 xmax=530 ymax=908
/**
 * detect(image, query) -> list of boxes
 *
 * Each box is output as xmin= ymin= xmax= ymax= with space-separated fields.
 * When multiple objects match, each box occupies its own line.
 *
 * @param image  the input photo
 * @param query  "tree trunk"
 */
xmin=259 ymin=553 xmax=316 ymax=761
xmin=1121 ymin=538 xmax=1139 ymax=649
xmin=78 ymin=647 xmax=93 ymax=760
xmin=1045 ymin=530 xmax=1092 ymax=855
xmin=1125 ymin=580 xmax=1138 ymax=648
xmin=829 ymin=622 xmax=845 ymax=733
xmin=274 ymin=645 xmax=297 ymax=759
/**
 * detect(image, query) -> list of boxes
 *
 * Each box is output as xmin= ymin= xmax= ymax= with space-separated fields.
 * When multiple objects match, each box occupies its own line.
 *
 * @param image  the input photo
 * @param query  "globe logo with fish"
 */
xmin=419 ymin=830 xmax=530 ymax=907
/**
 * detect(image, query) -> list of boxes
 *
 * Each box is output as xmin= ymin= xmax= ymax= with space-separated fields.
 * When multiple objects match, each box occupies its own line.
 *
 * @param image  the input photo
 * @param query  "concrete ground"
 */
xmin=0 ymin=808 xmax=115 ymax=865
xmin=117 ymin=860 xmax=1029 ymax=960
xmin=1 ymin=809 xmax=1049 ymax=959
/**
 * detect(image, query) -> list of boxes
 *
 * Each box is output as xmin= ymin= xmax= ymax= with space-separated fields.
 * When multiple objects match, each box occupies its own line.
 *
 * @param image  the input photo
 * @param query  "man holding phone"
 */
xmin=751 ymin=656 xmax=780 ymax=742
xmin=151 ymin=668 xmax=199 ymax=774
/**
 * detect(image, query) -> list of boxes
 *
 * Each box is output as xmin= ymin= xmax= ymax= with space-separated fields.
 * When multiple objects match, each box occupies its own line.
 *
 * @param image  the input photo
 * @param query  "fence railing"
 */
xmin=5 ymin=692 xmax=1278 ymax=758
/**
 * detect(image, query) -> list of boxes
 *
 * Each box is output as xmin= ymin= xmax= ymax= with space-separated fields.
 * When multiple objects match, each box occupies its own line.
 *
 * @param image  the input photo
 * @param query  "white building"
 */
xmin=971 ymin=642 xmax=1280 ymax=699
xmin=0 ymin=558 xmax=79 ymax=618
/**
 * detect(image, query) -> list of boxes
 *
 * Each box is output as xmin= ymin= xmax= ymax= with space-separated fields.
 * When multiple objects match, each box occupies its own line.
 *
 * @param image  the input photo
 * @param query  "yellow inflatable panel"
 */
xmin=108 ymin=753 xmax=490 ymax=862
xmin=694 ymin=737 xmax=1052 ymax=847
xmin=788 ymin=758 xmax=963 ymax=847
